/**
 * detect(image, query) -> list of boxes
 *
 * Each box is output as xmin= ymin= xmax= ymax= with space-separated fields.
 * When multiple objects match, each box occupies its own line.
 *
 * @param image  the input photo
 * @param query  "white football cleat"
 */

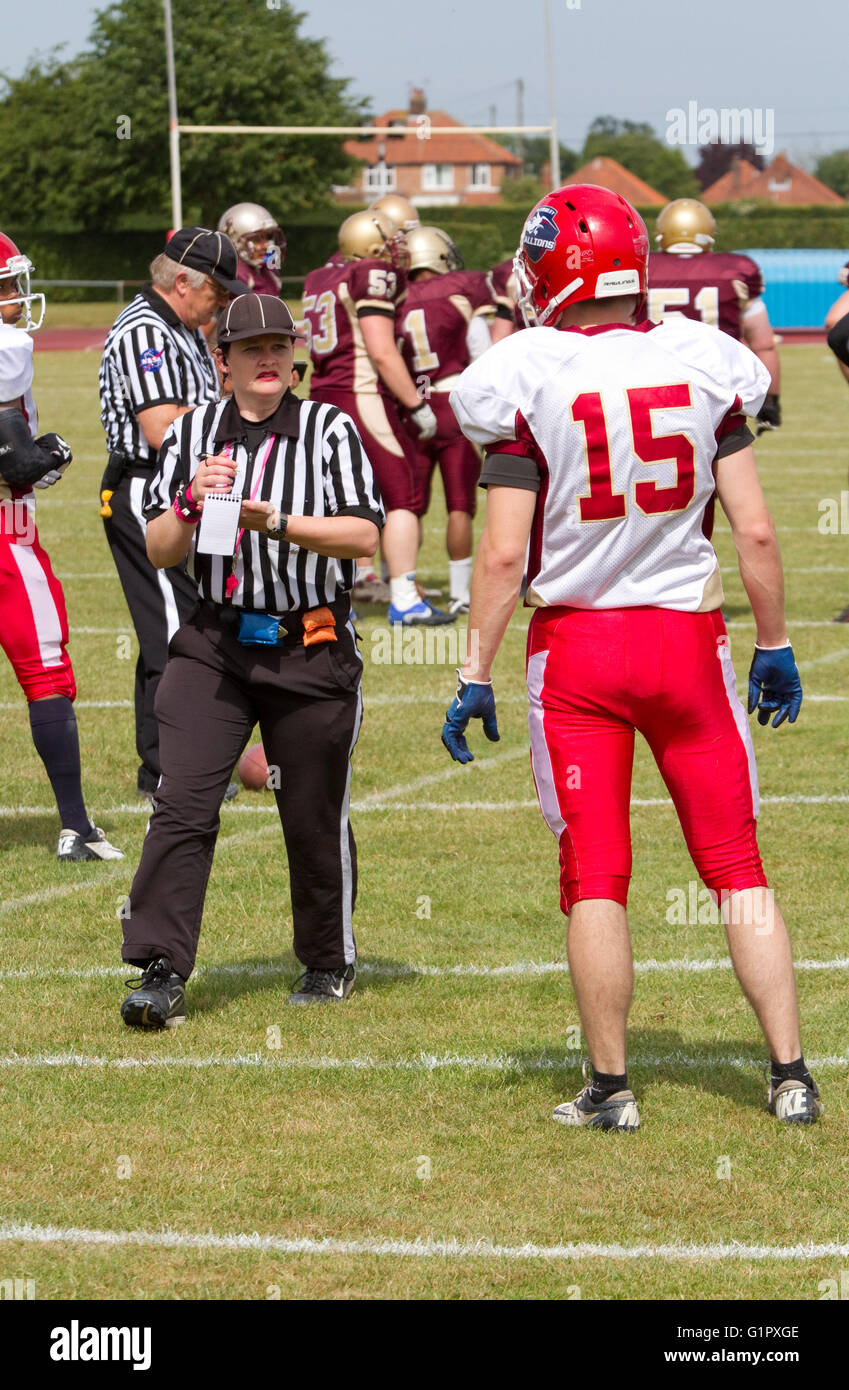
xmin=768 ymin=1077 xmax=824 ymax=1125
xmin=57 ymin=826 xmax=124 ymax=862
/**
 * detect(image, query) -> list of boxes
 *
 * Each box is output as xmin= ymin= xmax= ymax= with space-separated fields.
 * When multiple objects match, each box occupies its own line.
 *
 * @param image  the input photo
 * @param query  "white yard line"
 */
xmin=801 ymin=649 xmax=849 ymax=669
xmin=1 ymin=956 xmax=847 ymax=984
xmin=0 ymin=791 xmax=846 ymax=827
xmin=2 ymin=693 xmax=848 ymax=713
xmin=355 ymin=745 xmax=530 ymax=806
xmin=0 ymin=1050 xmax=846 ymax=1073
xmin=0 ymin=1220 xmax=847 ymax=1263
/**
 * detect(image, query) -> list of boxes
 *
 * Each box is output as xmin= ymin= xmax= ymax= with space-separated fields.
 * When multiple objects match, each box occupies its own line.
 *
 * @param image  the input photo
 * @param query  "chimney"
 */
xmin=409 ymin=87 xmax=426 ymax=116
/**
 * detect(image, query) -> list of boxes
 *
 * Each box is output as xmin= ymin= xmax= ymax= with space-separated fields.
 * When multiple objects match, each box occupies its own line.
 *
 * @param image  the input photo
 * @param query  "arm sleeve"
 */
xmin=116 ymin=325 xmax=184 ymax=412
xmin=142 ymin=419 xmax=185 ymax=519
xmin=479 ymin=444 xmax=541 ymax=491
xmin=450 ymin=358 xmax=521 ymax=448
xmin=827 ymin=311 xmax=849 ymax=368
xmin=702 ymin=326 xmax=770 ymax=418
xmin=322 ymin=410 xmax=386 ymax=527
xmin=0 ymin=409 xmax=67 ymax=487
xmin=350 ymin=260 xmax=401 ymax=317
xmin=0 ymin=331 xmax=34 ymax=402
xmin=465 ymin=315 xmax=492 ymax=361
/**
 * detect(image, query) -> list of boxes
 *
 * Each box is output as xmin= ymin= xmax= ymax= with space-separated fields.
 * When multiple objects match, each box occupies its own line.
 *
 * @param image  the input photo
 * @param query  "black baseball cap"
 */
xmin=218 ymin=293 xmax=306 ymax=343
xmin=163 ymin=226 xmax=246 ymax=297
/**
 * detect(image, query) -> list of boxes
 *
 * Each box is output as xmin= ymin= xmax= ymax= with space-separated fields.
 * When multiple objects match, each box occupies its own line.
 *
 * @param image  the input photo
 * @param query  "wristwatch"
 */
xmin=266 ymin=508 xmax=289 ymax=540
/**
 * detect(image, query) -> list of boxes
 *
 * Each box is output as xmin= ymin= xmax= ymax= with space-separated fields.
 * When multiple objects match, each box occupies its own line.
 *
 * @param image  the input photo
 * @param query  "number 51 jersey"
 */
xmin=450 ymin=318 xmax=770 ymax=612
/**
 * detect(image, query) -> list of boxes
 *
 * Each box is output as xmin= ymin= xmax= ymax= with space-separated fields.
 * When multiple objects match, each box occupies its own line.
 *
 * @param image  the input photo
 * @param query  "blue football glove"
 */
xmin=747 ymin=644 xmax=802 ymax=727
xmin=441 ymin=671 xmax=500 ymax=763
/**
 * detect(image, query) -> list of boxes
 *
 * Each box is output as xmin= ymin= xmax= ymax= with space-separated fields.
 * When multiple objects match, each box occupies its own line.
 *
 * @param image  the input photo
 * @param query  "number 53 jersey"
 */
xmin=302 ymin=254 xmax=406 ymax=395
xmin=450 ymin=318 xmax=770 ymax=612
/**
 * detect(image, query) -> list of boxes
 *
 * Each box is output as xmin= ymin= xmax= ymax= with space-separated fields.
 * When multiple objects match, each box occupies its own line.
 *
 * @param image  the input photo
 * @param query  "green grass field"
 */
xmin=1 ymin=342 xmax=847 ymax=1301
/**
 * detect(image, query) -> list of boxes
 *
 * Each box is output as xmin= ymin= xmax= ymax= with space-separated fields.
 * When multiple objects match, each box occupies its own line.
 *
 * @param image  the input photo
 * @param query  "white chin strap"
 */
xmin=513 ymin=250 xmax=585 ymax=327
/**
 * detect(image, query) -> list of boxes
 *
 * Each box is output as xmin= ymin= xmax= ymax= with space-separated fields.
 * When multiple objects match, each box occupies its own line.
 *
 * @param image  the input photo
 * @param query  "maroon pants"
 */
xmin=122 ymin=603 xmax=363 ymax=980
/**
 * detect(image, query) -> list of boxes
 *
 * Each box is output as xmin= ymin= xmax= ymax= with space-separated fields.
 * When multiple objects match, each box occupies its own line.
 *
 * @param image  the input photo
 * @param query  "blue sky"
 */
xmin=7 ymin=0 xmax=848 ymax=165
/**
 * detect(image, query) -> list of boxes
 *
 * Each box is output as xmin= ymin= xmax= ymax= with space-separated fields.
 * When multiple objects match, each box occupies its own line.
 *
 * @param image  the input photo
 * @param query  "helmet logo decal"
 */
xmin=522 ymin=206 xmax=560 ymax=263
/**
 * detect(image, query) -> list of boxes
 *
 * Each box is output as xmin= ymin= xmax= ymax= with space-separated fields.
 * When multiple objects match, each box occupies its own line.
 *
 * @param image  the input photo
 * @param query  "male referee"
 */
xmin=98 ymin=228 xmax=244 ymax=797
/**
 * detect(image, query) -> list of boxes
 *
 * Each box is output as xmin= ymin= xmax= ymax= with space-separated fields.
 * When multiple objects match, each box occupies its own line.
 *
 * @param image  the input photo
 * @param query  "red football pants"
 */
xmin=0 ymin=518 xmax=76 ymax=702
xmin=526 ymin=606 xmax=765 ymax=913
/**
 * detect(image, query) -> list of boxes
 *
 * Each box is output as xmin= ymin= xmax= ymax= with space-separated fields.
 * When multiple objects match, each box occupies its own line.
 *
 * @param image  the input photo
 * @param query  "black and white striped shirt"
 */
xmin=143 ymin=391 xmax=384 ymax=612
xmin=99 ymin=285 xmax=218 ymax=464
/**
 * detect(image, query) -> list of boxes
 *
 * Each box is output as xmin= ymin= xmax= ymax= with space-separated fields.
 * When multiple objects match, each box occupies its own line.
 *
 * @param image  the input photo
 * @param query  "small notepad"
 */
xmin=196 ymin=492 xmax=242 ymax=555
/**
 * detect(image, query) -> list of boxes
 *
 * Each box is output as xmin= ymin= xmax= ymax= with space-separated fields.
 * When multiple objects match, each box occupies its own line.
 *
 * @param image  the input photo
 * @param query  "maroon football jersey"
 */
xmin=236 ymin=259 xmax=281 ymax=296
xmin=396 ymin=270 xmax=495 ymax=385
xmin=303 ymin=255 xmax=407 ymax=394
xmin=490 ymin=258 xmax=523 ymax=328
xmin=643 ymin=251 xmax=764 ymax=341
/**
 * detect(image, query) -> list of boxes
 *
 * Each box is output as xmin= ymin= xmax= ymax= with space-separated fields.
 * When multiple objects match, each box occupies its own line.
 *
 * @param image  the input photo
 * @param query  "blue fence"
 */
xmin=742 ymin=249 xmax=849 ymax=330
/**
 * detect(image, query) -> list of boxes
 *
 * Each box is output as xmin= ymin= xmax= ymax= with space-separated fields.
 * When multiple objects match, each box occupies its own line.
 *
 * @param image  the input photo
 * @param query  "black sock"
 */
xmin=28 ymin=697 xmax=92 ymax=837
xmin=770 ymin=1056 xmax=815 ymax=1090
xmin=590 ymin=1068 xmax=629 ymax=1102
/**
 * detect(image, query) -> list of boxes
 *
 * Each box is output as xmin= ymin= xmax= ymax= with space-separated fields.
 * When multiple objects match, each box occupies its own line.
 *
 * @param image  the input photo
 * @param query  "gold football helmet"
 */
xmin=369 ymin=193 xmax=420 ymax=232
xmin=217 ymin=202 xmax=286 ymax=269
xmin=654 ymin=199 xmax=716 ymax=254
xmin=406 ymin=226 xmax=463 ymax=275
xmin=338 ymin=209 xmax=409 ymax=268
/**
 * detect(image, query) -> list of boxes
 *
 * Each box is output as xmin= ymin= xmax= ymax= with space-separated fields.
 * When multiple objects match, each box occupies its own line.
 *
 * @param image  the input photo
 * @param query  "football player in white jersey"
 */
xmin=0 ymin=233 xmax=123 ymax=861
xmin=442 ymin=185 xmax=821 ymax=1131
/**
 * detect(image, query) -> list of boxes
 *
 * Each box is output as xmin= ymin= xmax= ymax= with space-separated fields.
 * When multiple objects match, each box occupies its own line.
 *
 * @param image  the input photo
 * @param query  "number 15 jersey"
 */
xmin=450 ymin=318 xmax=770 ymax=612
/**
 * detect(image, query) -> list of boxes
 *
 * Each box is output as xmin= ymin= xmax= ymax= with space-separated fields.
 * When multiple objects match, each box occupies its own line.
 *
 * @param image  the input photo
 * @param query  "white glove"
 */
xmin=410 ymin=400 xmax=437 ymax=442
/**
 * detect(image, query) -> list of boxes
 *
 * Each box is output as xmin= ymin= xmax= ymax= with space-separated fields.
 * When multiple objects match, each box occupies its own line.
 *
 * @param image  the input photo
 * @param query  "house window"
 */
xmin=363 ymin=165 xmax=397 ymax=193
xmin=422 ymin=163 xmax=455 ymax=191
xmin=469 ymin=163 xmax=491 ymax=187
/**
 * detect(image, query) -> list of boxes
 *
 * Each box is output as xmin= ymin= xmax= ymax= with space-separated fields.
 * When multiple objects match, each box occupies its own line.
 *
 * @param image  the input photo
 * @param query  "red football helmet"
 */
xmin=0 ymin=233 xmax=45 ymax=331
xmin=513 ymin=185 xmax=649 ymax=327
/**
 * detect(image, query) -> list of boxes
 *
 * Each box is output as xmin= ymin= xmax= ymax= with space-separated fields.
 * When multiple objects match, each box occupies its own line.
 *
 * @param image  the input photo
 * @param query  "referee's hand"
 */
xmin=190 ymin=453 xmax=237 ymax=503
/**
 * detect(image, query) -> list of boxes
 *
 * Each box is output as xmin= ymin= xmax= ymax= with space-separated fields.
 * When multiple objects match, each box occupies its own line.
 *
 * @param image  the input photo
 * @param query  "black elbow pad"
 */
xmin=0 ymin=411 xmax=72 ymax=487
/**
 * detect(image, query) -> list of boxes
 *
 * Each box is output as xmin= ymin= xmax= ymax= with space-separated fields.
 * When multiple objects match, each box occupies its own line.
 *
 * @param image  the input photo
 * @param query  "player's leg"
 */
xmin=640 ymin=610 xmax=821 ymax=1122
xmin=102 ymin=471 xmax=200 ymax=793
xmin=349 ymin=393 xmax=453 ymax=625
xmin=527 ymin=608 xmax=640 ymax=1131
xmin=434 ymin=408 xmax=480 ymax=613
xmin=255 ymin=621 xmax=363 ymax=1004
xmin=0 ymin=524 xmax=122 ymax=860
xmin=121 ymin=611 xmax=255 ymax=1018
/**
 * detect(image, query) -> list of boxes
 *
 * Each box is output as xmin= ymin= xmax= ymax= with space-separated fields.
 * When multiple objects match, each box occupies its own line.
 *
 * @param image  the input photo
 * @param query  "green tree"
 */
xmin=0 ymin=0 xmax=367 ymax=229
xmin=581 ymin=116 xmax=699 ymax=200
xmin=815 ymin=150 xmax=849 ymax=200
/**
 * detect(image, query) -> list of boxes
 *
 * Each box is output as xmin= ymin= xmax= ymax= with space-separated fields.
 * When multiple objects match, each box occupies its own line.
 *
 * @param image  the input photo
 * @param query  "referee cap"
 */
xmin=218 ymin=293 xmax=306 ymax=343
xmin=163 ymin=226 xmax=246 ymax=297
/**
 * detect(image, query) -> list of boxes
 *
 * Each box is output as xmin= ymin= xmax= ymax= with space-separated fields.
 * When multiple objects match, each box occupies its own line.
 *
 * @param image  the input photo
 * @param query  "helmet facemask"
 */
xmin=0 ymin=254 xmax=45 ymax=332
xmin=240 ymin=227 xmax=286 ymax=271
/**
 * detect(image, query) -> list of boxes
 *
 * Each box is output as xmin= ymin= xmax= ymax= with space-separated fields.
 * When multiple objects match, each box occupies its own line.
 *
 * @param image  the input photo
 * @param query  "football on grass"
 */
xmin=238 ymin=743 xmax=270 ymax=791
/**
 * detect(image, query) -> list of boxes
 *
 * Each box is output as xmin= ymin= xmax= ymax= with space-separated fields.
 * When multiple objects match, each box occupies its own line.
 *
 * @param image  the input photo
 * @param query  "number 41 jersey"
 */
xmin=450 ymin=318 xmax=770 ymax=612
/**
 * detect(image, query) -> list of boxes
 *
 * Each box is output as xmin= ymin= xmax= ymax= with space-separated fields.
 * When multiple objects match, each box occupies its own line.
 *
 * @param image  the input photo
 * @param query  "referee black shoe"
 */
xmin=121 ymin=958 xmax=186 ymax=1029
xmin=287 ymin=964 xmax=355 ymax=1005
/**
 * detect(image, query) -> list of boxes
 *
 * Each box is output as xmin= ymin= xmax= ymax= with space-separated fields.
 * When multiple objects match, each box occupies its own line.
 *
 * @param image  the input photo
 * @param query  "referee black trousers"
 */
xmin=102 ymin=468 xmax=199 ymax=789
xmin=122 ymin=605 xmax=363 ymax=980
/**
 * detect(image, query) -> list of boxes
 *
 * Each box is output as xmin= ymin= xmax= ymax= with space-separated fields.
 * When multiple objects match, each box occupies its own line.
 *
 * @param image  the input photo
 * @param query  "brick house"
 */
xmin=560 ymin=156 xmax=667 ymax=206
xmin=336 ymin=89 xmax=522 ymax=207
xmin=703 ymin=152 xmax=845 ymax=206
